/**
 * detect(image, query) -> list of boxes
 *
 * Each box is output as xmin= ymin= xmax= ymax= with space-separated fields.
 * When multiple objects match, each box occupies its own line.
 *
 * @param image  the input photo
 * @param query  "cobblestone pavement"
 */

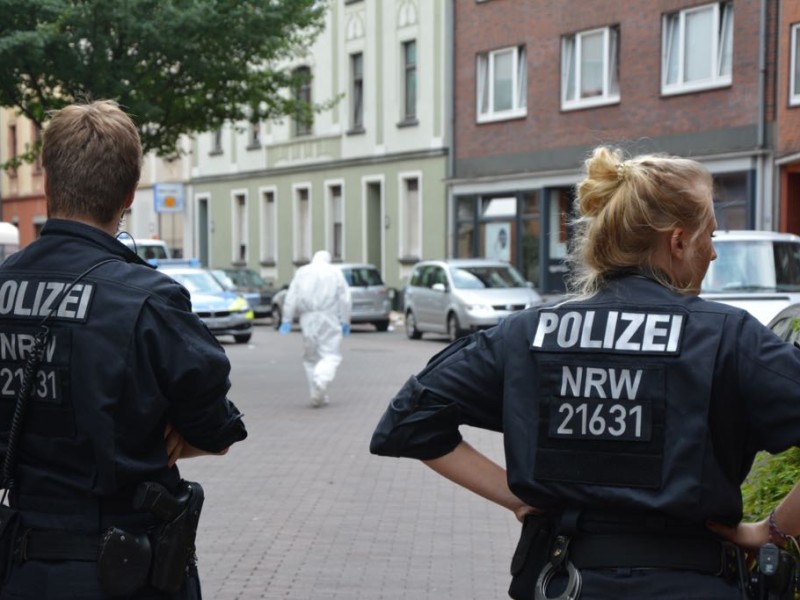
xmin=178 ymin=322 xmax=520 ymax=600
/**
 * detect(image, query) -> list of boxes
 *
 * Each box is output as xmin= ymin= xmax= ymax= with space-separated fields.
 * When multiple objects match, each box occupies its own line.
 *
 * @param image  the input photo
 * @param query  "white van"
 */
xmin=0 ymin=222 xmax=19 ymax=262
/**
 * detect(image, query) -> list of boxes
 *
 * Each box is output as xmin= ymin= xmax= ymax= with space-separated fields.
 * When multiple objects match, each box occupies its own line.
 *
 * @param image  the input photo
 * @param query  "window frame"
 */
xmin=791 ymin=23 xmax=800 ymax=106
xmin=661 ymin=1 xmax=733 ymax=96
xmin=401 ymin=39 xmax=417 ymax=124
xmin=350 ymin=52 xmax=365 ymax=132
xmin=561 ymin=26 xmax=620 ymax=111
xmin=476 ymin=45 xmax=527 ymax=124
xmin=293 ymin=66 xmax=313 ymax=137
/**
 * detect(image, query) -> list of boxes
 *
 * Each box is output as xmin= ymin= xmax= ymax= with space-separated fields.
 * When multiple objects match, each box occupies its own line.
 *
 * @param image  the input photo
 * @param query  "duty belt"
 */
xmin=566 ymin=532 xmax=740 ymax=577
xmin=17 ymin=529 xmax=102 ymax=562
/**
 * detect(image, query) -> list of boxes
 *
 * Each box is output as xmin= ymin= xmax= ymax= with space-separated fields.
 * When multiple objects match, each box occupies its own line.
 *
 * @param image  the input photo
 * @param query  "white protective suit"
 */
xmin=282 ymin=250 xmax=352 ymax=406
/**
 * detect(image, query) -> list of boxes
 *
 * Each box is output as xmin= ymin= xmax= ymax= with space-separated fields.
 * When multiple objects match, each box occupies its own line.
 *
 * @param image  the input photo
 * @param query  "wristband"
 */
xmin=768 ymin=508 xmax=796 ymax=549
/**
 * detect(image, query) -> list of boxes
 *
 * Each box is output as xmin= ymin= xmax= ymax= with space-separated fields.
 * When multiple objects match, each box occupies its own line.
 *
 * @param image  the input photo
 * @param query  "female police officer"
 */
xmin=370 ymin=145 xmax=800 ymax=599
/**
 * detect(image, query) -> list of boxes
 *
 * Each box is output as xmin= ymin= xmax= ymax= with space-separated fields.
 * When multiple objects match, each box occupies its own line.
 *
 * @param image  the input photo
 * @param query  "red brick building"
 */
xmin=449 ymin=0 xmax=790 ymax=295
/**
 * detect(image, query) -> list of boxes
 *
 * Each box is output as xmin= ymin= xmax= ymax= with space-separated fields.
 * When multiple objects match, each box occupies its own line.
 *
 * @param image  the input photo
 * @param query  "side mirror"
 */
xmin=432 ymin=282 xmax=447 ymax=293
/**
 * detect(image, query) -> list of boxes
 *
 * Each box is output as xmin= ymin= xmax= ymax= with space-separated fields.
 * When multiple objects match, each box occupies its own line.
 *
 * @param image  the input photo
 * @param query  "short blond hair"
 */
xmin=42 ymin=100 xmax=142 ymax=224
xmin=566 ymin=146 xmax=714 ymax=296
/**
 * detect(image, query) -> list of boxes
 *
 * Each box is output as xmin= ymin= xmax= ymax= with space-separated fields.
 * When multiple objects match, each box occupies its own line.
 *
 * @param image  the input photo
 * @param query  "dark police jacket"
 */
xmin=0 ymin=219 xmax=247 ymax=530
xmin=371 ymin=273 xmax=800 ymax=525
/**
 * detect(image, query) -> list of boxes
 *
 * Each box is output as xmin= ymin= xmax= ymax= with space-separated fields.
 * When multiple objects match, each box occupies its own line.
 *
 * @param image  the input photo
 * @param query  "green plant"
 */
xmin=742 ymin=447 xmax=800 ymax=522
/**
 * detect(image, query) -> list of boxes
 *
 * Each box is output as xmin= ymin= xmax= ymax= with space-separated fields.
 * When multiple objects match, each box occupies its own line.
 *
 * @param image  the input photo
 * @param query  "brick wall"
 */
xmin=454 ymin=0 xmax=766 ymax=169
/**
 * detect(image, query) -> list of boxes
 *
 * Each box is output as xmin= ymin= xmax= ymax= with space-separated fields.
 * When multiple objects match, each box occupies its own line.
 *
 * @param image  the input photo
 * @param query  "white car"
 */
xmin=701 ymin=230 xmax=800 ymax=325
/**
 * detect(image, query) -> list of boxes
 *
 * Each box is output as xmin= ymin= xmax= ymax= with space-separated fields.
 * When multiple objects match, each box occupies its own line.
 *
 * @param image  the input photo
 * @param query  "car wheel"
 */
xmin=234 ymin=333 xmax=252 ymax=344
xmin=272 ymin=305 xmax=282 ymax=330
xmin=447 ymin=313 xmax=462 ymax=343
xmin=405 ymin=310 xmax=422 ymax=340
xmin=374 ymin=320 xmax=390 ymax=332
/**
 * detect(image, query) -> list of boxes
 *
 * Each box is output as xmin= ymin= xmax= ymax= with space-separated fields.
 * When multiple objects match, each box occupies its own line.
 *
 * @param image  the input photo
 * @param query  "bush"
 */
xmin=742 ymin=447 xmax=800 ymax=521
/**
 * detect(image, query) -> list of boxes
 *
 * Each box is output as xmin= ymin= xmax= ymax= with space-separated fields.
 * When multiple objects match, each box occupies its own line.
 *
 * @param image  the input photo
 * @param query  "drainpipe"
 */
xmin=445 ymin=0 xmax=455 ymax=258
xmin=756 ymin=0 xmax=771 ymax=229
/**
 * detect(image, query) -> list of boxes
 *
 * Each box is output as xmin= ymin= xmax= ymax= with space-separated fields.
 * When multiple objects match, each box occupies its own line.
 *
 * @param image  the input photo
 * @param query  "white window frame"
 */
xmin=402 ymin=39 xmax=417 ymax=121
xmin=399 ymin=173 xmax=422 ymax=261
xmin=259 ymin=186 xmax=277 ymax=263
xmin=293 ymin=184 xmax=312 ymax=262
xmin=791 ymin=24 xmax=800 ymax=106
xmin=326 ymin=181 xmax=345 ymax=261
xmin=231 ymin=190 xmax=248 ymax=263
xmin=561 ymin=26 xmax=620 ymax=111
xmin=351 ymin=52 xmax=364 ymax=130
xmin=661 ymin=1 xmax=733 ymax=96
xmin=476 ymin=45 xmax=527 ymax=123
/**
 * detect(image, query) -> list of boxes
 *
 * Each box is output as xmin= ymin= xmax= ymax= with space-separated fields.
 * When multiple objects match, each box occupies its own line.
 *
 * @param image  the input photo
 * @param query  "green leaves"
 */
xmin=0 ymin=0 xmax=328 ymax=158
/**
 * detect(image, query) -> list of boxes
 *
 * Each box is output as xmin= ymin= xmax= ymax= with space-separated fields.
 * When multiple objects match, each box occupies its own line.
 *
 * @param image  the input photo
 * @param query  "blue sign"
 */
xmin=154 ymin=183 xmax=185 ymax=213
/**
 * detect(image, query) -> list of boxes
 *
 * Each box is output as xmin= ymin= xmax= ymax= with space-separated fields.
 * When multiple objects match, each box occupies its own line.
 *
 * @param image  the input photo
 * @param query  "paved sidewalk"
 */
xmin=179 ymin=324 xmax=520 ymax=599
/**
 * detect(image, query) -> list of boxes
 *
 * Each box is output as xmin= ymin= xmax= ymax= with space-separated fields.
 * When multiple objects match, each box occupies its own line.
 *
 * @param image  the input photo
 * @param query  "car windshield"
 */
xmin=449 ymin=264 xmax=527 ymax=289
xmin=170 ymin=271 xmax=225 ymax=294
xmin=341 ymin=267 xmax=383 ymax=287
xmin=226 ymin=269 xmax=267 ymax=287
xmin=702 ymin=240 xmax=800 ymax=293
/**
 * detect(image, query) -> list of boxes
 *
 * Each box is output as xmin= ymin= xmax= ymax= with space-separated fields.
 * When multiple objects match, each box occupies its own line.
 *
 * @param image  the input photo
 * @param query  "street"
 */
xmin=178 ymin=321 xmax=520 ymax=600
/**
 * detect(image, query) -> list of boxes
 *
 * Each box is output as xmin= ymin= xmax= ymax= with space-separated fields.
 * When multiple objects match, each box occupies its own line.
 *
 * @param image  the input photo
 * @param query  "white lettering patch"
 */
xmin=531 ymin=309 xmax=683 ymax=354
xmin=0 ymin=280 xmax=93 ymax=320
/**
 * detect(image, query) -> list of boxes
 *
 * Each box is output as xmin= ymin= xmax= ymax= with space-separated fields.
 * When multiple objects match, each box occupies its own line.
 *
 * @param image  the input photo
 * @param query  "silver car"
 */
xmin=403 ymin=259 xmax=542 ymax=341
xmin=271 ymin=263 xmax=391 ymax=331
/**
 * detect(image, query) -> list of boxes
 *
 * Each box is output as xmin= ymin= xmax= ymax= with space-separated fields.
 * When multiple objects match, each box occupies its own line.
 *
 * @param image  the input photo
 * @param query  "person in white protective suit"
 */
xmin=278 ymin=250 xmax=352 ymax=407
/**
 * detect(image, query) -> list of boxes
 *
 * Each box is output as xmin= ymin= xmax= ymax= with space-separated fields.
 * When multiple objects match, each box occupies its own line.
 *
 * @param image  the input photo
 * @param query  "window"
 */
xmin=402 ymin=40 xmax=417 ymax=122
xmin=401 ymin=177 xmax=421 ymax=260
xmin=791 ymin=24 xmax=800 ymax=106
xmin=350 ymin=53 xmax=364 ymax=131
xmin=233 ymin=193 xmax=247 ymax=262
xmin=261 ymin=190 xmax=276 ymax=263
xmin=293 ymin=66 xmax=313 ymax=136
xmin=211 ymin=128 xmax=223 ymax=154
xmin=247 ymin=121 xmax=261 ymax=148
xmin=32 ymin=124 xmax=43 ymax=171
xmin=662 ymin=2 xmax=733 ymax=95
xmin=295 ymin=187 xmax=311 ymax=261
xmin=8 ymin=124 xmax=17 ymax=177
xmin=329 ymin=185 xmax=343 ymax=260
xmin=562 ymin=26 xmax=620 ymax=110
xmin=476 ymin=45 xmax=527 ymax=122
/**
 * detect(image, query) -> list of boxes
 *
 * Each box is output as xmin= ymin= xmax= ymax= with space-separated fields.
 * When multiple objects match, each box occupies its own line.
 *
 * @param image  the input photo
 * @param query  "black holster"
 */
xmin=747 ymin=543 xmax=799 ymax=600
xmin=509 ymin=512 xmax=554 ymax=600
xmin=134 ymin=480 xmax=204 ymax=593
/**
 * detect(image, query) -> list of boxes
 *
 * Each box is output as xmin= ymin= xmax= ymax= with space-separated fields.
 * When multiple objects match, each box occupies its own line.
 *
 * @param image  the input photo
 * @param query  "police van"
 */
xmin=118 ymin=237 xmax=172 ymax=262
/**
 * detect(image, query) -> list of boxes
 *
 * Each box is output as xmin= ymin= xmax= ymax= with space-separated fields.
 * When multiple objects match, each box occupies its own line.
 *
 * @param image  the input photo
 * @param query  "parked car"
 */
xmin=700 ymin=230 xmax=800 ymax=325
xmin=767 ymin=303 xmax=800 ymax=343
xmin=403 ymin=258 xmax=542 ymax=341
xmin=211 ymin=267 xmax=275 ymax=319
xmin=271 ymin=263 xmax=391 ymax=331
xmin=160 ymin=266 xmax=254 ymax=343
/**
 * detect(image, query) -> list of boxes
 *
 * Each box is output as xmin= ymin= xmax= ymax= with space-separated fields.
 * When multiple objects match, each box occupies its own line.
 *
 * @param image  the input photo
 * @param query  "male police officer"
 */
xmin=0 ymin=100 xmax=247 ymax=599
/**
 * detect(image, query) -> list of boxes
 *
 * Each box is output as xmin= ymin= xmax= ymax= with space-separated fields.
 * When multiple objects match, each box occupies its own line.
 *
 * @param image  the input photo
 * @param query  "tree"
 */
xmin=0 ymin=0 xmax=329 ymax=164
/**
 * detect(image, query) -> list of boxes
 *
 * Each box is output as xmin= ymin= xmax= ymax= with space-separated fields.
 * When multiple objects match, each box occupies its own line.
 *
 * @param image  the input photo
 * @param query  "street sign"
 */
xmin=154 ymin=183 xmax=185 ymax=213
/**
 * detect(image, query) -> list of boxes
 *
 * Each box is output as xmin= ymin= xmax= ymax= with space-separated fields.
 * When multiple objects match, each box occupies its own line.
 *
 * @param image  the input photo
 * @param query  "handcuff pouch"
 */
xmin=97 ymin=527 xmax=152 ymax=598
xmin=509 ymin=512 xmax=553 ymax=600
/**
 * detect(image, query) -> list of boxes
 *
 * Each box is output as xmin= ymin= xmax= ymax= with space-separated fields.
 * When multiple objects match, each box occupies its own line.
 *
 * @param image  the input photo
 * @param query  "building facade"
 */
xmin=190 ymin=0 xmax=449 ymax=291
xmin=0 ymin=108 xmax=45 ymax=246
xmin=450 ymin=0 xmax=782 ymax=295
